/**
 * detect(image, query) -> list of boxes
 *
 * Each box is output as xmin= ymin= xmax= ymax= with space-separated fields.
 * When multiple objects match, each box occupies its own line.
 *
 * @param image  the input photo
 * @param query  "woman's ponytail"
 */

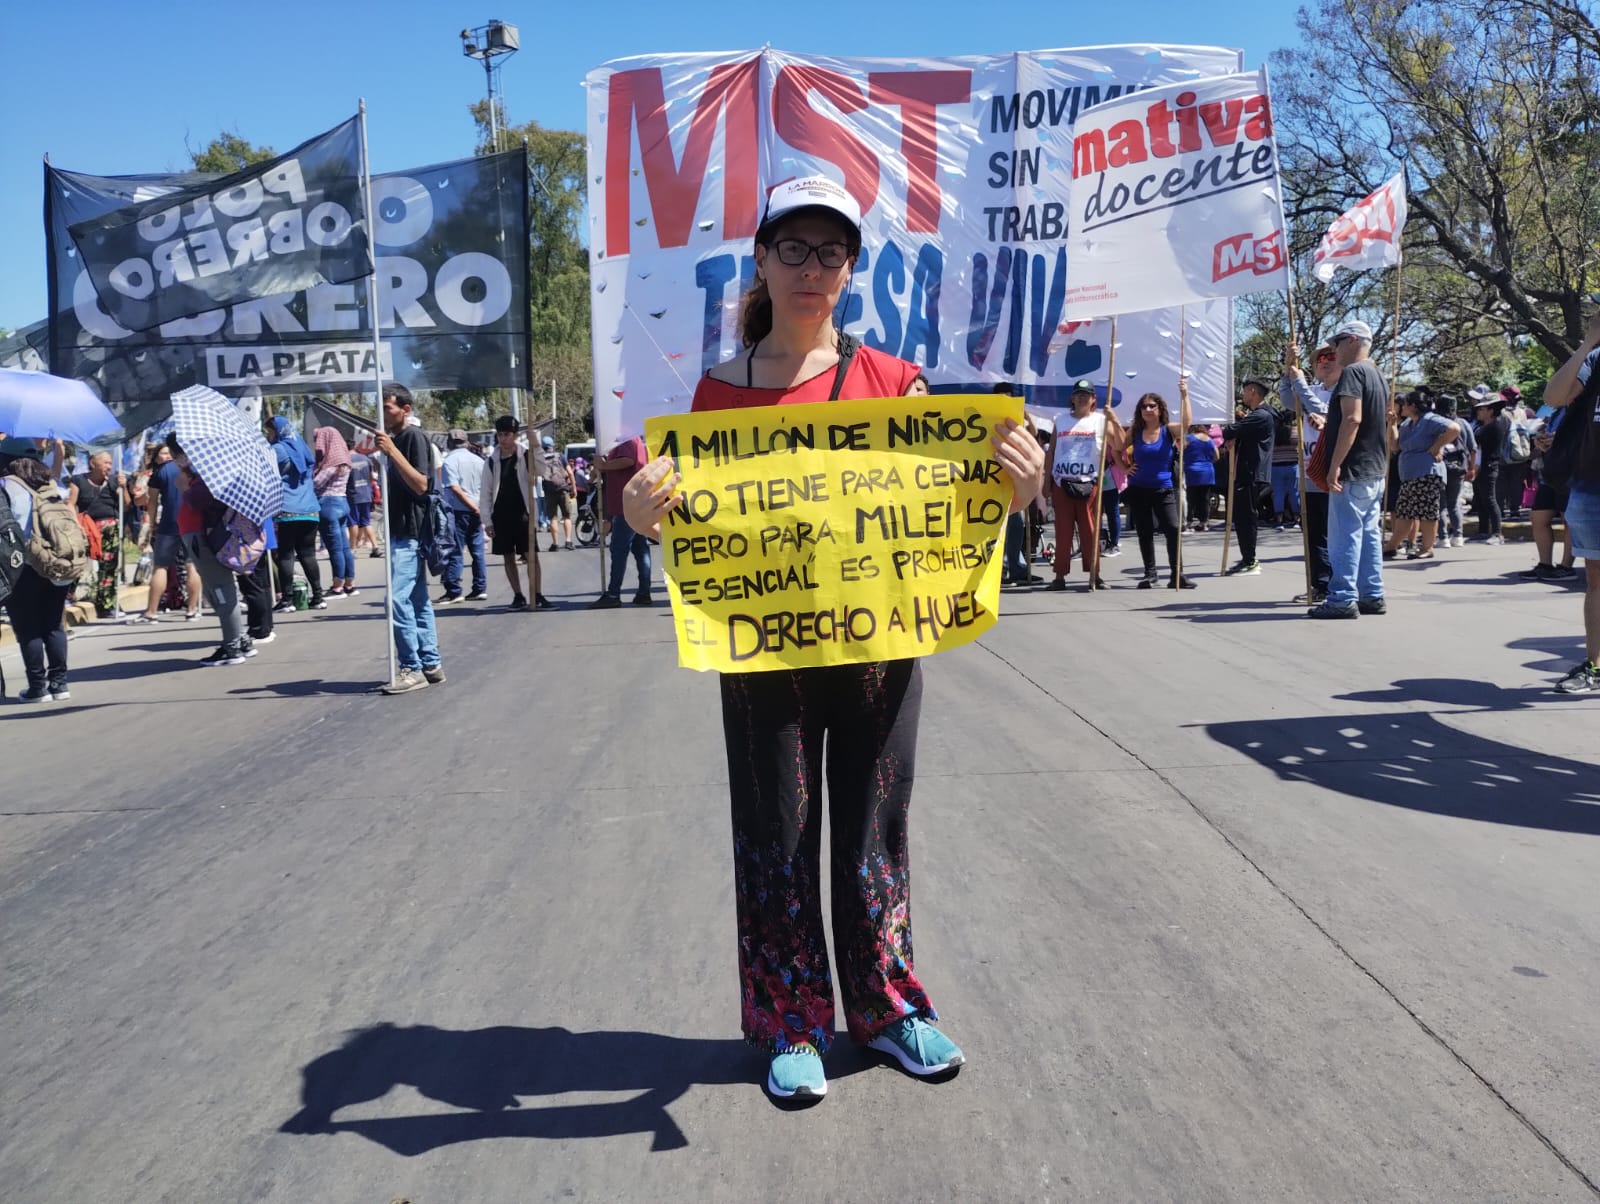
xmin=738 ymin=278 xmax=773 ymax=348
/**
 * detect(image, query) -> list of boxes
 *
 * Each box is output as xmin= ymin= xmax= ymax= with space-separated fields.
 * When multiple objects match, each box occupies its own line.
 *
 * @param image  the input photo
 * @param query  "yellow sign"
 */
xmin=644 ymin=393 xmax=1021 ymax=673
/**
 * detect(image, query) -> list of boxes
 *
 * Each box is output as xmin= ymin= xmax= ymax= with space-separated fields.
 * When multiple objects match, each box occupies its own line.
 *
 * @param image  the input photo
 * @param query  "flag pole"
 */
xmin=1176 ymin=310 xmax=1186 ymax=587
xmin=359 ymin=99 xmax=398 ymax=688
xmin=1089 ymin=317 xmax=1117 ymax=592
xmin=1286 ymin=293 xmax=1314 ymax=604
xmin=1220 ymin=440 xmax=1236 ymax=574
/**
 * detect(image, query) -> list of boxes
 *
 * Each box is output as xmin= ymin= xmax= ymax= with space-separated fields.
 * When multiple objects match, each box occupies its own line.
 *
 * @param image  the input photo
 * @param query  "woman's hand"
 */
xmin=623 ymin=456 xmax=682 ymax=537
xmin=992 ymin=419 xmax=1045 ymax=514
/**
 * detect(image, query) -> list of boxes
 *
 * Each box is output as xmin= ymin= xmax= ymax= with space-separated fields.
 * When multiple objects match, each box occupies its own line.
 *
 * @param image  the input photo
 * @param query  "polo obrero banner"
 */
xmin=584 ymin=45 xmax=1244 ymax=446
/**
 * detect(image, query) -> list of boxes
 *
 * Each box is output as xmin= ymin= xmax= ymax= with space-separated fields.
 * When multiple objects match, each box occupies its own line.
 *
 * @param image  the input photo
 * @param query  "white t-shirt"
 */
xmin=1052 ymin=412 xmax=1105 ymax=486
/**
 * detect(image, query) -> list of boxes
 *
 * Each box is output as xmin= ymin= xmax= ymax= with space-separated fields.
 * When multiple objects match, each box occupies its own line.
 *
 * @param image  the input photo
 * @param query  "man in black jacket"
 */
xmin=1220 ymin=377 xmax=1276 ymax=575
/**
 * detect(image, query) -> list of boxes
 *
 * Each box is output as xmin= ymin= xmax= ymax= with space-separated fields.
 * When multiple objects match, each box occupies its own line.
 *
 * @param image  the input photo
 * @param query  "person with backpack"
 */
xmin=264 ymin=415 xmax=326 ymax=613
xmin=539 ymin=436 xmax=577 ymax=552
xmin=1540 ymin=311 xmax=1600 ymax=693
xmin=2 ymin=456 xmax=86 ymax=701
xmin=1498 ymin=385 xmax=1533 ymax=521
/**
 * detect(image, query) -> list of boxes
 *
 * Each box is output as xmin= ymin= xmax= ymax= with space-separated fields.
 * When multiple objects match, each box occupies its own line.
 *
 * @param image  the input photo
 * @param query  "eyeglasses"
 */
xmin=772 ymin=238 xmax=851 ymax=269
xmin=1315 ymin=351 xmax=1336 ymax=362
xmin=1139 ymin=402 xmax=1161 ymax=409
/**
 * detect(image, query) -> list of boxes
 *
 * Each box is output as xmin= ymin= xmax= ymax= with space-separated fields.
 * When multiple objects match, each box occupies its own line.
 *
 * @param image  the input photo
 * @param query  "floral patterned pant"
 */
xmin=719 ymin=659 xmax=934 ymax=1054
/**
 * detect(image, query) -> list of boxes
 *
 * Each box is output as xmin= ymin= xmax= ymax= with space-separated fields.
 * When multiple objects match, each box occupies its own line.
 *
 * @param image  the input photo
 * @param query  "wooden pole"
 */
xmin=1176 ymin=311 xmax=1186 ymax=586
xmin=1220 ymin=441 xmax=1237 ymax=573
xmin=1286 ymin=294 xmax=1314 ymax=603
xmin=1384 ymin=253 xmax=1403 ymax=525
xmin=1089 ymin=317 xmax=1118 ymax=591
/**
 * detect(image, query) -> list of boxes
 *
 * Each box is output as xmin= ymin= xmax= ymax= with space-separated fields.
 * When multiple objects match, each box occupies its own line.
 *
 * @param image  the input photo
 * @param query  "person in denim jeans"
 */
xmin=312 ymin=427 xmax=356 ymax=597
xmin=1309 ymin=319 xmax=1391 ymax=619
xmin=373 ymin=385 xmax=443 ymax=694
xmin=437 ymin=430 xmax=488 ymax=603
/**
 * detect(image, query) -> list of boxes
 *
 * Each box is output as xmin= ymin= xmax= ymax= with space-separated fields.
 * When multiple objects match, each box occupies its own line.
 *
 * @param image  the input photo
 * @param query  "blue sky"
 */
xmin=0 ymin=0 xmax=1304 ymax=332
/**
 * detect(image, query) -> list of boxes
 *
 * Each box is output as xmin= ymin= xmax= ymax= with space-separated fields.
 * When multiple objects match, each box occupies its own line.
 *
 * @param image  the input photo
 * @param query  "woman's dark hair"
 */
xmin=144 ymin=443 xmax=165 ymax=471
xmin=165 ymin=432 xmax=184 ymax=457
xmin=6 ymin=456 xmax=51 ymax=489
xmin=1134 ymin=392 xmax=1170 ymax=431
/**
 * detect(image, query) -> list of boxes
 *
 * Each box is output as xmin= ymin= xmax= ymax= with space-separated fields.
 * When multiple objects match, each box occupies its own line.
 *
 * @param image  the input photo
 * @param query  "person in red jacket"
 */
xmin=624 ymin=177 xmax=1044 ymax=1102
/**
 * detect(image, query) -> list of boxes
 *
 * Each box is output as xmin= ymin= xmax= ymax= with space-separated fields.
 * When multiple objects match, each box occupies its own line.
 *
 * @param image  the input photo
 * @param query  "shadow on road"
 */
xmin=1205 ymin=709 xmax=1600 ymax=836
xmin=280 ymin=1022 xmax=870 ymax=1153
xmin=230 ymin=679 xmax=376 ymax=698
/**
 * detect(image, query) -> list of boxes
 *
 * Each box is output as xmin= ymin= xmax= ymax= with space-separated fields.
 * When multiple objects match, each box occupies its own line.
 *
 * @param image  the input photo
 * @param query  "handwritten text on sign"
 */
xmin=645 ymin=394 xmax=1021 ymax=673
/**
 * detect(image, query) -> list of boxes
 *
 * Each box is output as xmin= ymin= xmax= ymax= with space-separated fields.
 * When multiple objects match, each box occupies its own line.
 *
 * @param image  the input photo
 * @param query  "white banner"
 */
xmin=585 ymin=45 xmax=1245 ymax=445
xmin=1063 ymin=67 xmax=1288 ymax=321
xmin=1311 ymin=171 xmax=1407 ymax=282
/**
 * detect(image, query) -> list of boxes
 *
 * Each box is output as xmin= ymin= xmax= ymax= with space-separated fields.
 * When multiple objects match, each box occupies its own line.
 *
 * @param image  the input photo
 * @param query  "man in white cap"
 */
xmin=1539 ymin=310 xmax=1600 ymax=693
xmin=1308 ymin=319 xmax=1391 ymax=619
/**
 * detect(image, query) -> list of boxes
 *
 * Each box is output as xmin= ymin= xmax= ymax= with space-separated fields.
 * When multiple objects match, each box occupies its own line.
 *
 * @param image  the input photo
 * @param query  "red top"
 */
xmin=690 ymin=344 xmax=920 ymax=412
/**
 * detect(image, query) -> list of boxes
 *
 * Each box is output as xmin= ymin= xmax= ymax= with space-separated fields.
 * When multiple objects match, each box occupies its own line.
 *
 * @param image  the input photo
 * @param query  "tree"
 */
xmin=469 ymin=102 xmax=593 ymax=443
xmin=1272 ymin=0 xmax=1600 ymax=378
xmin=189 ymin=130 xmax=275 ymax=174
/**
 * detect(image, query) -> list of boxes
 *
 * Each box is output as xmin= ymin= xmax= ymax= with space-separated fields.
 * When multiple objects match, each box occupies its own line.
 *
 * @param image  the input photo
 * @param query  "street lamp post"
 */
xmin=459 ymin=20 xmax=519 ymax=153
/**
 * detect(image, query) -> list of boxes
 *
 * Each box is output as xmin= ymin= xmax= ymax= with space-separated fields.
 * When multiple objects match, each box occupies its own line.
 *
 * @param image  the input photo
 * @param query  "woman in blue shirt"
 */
xmin=1183 ymin=425 xmax=1218 ymax=533
xmin=1122 ymin=381 xmax=1196 ymax=589
xmin=1384 ymin=391 xmax=1460 ymax=560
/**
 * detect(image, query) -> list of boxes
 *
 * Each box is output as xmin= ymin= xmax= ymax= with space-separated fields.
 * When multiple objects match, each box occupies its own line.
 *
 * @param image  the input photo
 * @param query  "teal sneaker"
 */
xmin=766 ymin=1043 xmax=827 ymax=1099
xmin=868 ymin=1016 xmax=965 ymax=1076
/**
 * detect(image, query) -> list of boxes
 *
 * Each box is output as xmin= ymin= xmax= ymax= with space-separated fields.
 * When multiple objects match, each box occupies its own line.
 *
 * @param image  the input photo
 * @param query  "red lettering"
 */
xmin=866 ymin=70 xmax=972 ymax=234
xmin=773 ymin=65 xmax=880 ymax=219
xmin=1213 ymin=230 xmax=1284 ymax=282
xmin=605 ymin=60 xmax=759 ymax=258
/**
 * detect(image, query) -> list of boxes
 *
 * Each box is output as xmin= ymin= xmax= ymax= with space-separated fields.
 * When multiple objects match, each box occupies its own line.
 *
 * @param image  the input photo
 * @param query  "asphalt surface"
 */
xmin=1 ymin=529 xmax=1597 ymax=1203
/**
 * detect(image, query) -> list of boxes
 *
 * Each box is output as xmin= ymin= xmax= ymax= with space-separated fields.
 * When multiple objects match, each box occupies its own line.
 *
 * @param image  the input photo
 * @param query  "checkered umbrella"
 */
xmin=169 ymin=385 xmax=283 ymax=525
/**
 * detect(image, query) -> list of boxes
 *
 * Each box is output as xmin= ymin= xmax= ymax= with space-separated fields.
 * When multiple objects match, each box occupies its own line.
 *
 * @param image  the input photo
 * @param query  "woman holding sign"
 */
xmin=1122 ymin=383 xmax=1196 ymax=589
xmin=1045 ymin=382 xmax=1125 ymax=591
xmin=624 ymin=177 xmax=1044 ymax=1102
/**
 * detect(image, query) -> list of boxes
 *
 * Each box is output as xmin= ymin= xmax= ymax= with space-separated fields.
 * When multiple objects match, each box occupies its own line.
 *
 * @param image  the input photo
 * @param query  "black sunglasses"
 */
xmin=772 ymin=238 xmax=851 ymax=269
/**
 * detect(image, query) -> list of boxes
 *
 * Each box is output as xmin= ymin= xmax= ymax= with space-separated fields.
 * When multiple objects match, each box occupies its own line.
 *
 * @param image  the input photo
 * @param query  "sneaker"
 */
xmin=591 ymin=594 xmax=622 ymax=609
xmin=1554 ymin=661 xmax=1600 ymax=695
xmin=343 ymin=587 xmax=359 ymax=599
xmin=464 ymin=590 xmax=489 ymax=601
xmin=509 ymin=595 xmax=530 ymax=612
xmin=381 ymin=668 xmax=430 ymax=695
xmin=1357 ymin=598 xmax=1387 ymax=615
xmin=200 ymin=645 xmax=247 ymax=666
xmin=184 ymin=610 xmax=200 ymax=621
xmin=868 ymin=1016 xmax=965 ymax=1076
xmin=1136 ymin=575 xmax=1159 ymax=589
xmin=48 ymin=684 xmax=70 ymax=701
xmin=1293 ymin=591 xmax=1328 ymax=605
xmin=534 ymin=594 xmax=556 ymax=610
xmin=240 ymin=640 xmax=258 ymax=658
xmin=436 ymin=592 xmax=463 ymax=605
xmin=1103 ymin=545 xmax=1123 ymax=558
xmin=1044 ymin=577 xmax=1067 ymax=592
xmin=1225 ymin=560 xmax=1262 ymax=576
xmin=124 ymin=613 xmax=156 ymax=625
xmin=274 ymin=600 xmax=297 ymax=614
xmin=308 ymin=599 xmax=328 ymax=611
xmin=1382 ymin=547 xmax=1399 ymax=561
xmin=422 ymin=665 xmax=446 ymax=685
xmin=1521 ymin=563 xmax=1555 ymax=580
xmin=1486 ymin=534 xmax=1505 ymax=545
xmin=1307 ymin=600 xmax=1359 ymax=619
xmin=1275 ymin=524 xmax=1286 ymax=532
xmin=369 ymin=549 xmax=384 ymax=559
xmin=1453 ymin=535 xmax=1466 ymax=547
xmin=566 ymin=541 xmax=576 ymax=550
xmin=1168 ymin=575 xmax=1198 ymax=589
xmin=766 ymin=1044 xmax=827 ymax=1099
xmin=1087 ymin=576 xmax=1108 ymax=590
xmin=1550 ymin=564 xmax=1577 ymax=580
xmin=632 ymin=592 xmax=653 ymax=606
xmin=326 ymin=586 xmax=346 ymax=599
xmin=548 ymin=542 xmax=560 ymax=553
xmin=16 ymin=685 xmax=52 ymax=703
xmin=253 ymin=631 xmax=277 ymax=645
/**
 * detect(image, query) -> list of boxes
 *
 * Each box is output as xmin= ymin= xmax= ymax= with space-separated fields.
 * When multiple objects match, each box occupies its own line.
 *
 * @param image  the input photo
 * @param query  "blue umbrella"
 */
xmin=0 ymin=368 xmax=122 ymax=444
xmin=169 ymin=385 xmax=283 ymax=525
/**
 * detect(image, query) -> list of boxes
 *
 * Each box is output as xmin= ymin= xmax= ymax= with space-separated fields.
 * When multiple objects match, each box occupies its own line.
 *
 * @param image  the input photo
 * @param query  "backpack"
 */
xmin=539 ymin=450 xmax=569 ymax=489
xmin=417 ymin=487 xmax=458 ymax=577
xmin=0 ymin=488 xmax=25 ymax=607
xmin=24 ymin=483 xmax=89 ymax=581
xmin=1504 ymin=417 xmax=1532 ymax=464
xmin=205 ymin=507 xmax=267 ymax=573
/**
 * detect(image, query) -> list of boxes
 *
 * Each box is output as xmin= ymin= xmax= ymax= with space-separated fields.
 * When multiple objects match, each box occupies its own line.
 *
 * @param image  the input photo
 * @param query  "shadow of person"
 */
xmin=1205 ymin=711 xmax=1600 ymax=836
xmin=280 ymin=1023 xmax=853 ymax=1154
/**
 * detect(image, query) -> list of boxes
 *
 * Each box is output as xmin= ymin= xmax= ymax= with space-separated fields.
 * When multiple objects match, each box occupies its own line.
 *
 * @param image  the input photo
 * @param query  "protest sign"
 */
xmin=0 ymin=320 xmax=49 ymax=372
xmin=585 ymin=46 xmax=1244 ymax=446
xmin=1063 ymin=67 xmax=1289 ymax=320
xmin=46 ymin=149 xmax=531 ymax=410
xmin=644 ymin=393 xmax=1020 ymax=673
xmin=68 ymin=117 xmax=369 ymax=333
xmin=1312 ymin=171 xmax=1407 ymax=282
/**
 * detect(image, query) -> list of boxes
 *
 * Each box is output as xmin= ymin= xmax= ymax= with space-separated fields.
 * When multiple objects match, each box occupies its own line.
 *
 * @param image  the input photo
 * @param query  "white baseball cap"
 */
xmin=756 ymin=176 xmax=862 ymax=245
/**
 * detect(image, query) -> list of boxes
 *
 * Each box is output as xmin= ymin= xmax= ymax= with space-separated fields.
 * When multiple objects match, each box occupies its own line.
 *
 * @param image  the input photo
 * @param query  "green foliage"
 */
xmin=189 ymin=131 xmax=275 ymax=174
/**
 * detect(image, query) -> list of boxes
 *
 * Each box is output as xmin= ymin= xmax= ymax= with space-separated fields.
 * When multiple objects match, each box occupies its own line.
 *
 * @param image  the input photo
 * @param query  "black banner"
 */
xmin=67 ymin=117 xmax=369 ymax=333
xmin=0 ymin=319 xmax=48 ymax=371
xmin=46 ymin=148 xmax=531 ymax=415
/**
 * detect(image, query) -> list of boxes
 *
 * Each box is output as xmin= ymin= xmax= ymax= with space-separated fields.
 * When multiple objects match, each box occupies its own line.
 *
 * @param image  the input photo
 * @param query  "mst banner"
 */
xmin=46 ymin=149 xmax=530 ymax=409
xmin=644 ymin=393 xmax=1019 ymax=673
xmin=586 ymin=44 xmax=1243 ymax=446
xmin=68 ymin=117 xmax=369 ymax=333
xmin=1312 ymin=171 xmax=1407 ymax=283
xmin=1063 ymin=68 xmax=1288 ymax=320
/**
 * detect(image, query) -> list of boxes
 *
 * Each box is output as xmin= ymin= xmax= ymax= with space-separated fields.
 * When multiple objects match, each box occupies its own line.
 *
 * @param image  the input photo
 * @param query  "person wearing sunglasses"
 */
xmin=1281 ymin=342 xmax=1337 ymax=602
xmin=622 ymin=176 xmax=1045 ymax=1103
xmin=1121 ymin=382 xmax=1196 ymax=588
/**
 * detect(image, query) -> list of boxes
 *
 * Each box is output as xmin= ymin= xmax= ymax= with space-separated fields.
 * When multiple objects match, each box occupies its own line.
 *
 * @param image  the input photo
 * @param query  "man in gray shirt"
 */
xmin=438 ymin=429 xmax=488 ymax=603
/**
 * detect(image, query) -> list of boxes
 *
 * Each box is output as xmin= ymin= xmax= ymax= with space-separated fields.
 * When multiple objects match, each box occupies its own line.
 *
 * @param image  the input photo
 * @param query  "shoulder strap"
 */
xmin=828 ymin=332 xmax=860 ymax=402
xmin=746 ymin=339 xmax=761 ymax=389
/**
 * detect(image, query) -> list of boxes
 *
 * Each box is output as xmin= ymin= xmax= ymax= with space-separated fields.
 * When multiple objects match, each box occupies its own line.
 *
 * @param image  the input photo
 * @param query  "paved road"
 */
xmin=2 ymin=531 xmax=1596 ymax=1203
